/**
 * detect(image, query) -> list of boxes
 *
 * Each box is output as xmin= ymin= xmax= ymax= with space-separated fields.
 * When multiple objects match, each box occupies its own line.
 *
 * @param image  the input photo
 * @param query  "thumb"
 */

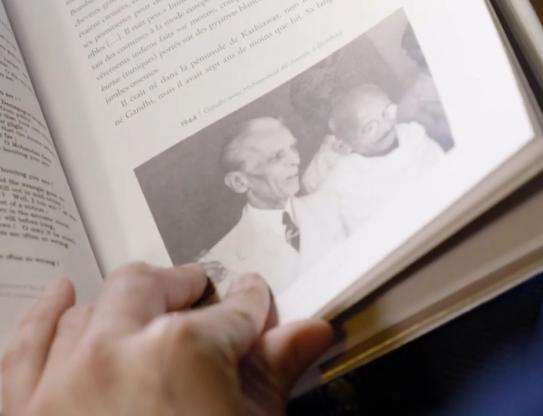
xmin=257 ymin=320 xmax=334 ymax=394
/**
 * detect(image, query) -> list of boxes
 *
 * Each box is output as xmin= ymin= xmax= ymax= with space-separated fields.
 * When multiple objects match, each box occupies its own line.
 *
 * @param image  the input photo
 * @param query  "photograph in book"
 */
xmin=135 ymin=10 xmax=454 ymax=296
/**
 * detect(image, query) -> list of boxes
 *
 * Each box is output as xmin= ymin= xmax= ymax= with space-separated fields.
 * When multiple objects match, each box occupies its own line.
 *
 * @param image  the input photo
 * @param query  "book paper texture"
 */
xmin=0 ymin=1 xmax=102 ymax=406
xmin=0 ymin=1 xmax=101 ymax=335
xmin=3 ymin=0 xmax=537 ymax=322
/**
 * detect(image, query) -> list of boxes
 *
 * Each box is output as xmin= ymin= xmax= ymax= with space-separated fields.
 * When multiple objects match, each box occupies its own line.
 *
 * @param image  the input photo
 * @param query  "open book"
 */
xmin=1 ymin=0 xmax=543 ymax=395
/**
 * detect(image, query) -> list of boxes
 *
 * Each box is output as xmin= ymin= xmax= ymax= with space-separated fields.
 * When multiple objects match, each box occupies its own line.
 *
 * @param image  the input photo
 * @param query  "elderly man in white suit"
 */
xmin=201 ymin=117 xmax=347 ymax=295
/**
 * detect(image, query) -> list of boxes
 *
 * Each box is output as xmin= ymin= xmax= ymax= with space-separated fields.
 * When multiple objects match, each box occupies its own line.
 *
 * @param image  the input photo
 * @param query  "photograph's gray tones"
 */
xmin=135 ymin=10 xmax=454 ymax=294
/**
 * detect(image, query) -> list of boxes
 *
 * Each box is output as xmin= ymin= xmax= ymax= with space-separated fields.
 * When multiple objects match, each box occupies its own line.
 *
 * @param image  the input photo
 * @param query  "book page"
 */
xmin=0 ymin=2 xmax=102 ymax=353
xmin=4 ymin=0 xmax=539 ymax=322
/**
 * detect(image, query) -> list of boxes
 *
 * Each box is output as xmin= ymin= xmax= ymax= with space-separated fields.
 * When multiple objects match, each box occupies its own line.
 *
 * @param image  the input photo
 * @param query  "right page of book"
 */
xmin=4 ymin=0 xmax=540 ymax=322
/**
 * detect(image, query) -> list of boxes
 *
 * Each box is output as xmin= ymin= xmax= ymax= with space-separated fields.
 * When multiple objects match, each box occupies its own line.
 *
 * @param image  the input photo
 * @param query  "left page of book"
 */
xmin=4 ymin=0 xmax=540 ymax=322
xmin=0 ymin=1 xmax=102 ymax=351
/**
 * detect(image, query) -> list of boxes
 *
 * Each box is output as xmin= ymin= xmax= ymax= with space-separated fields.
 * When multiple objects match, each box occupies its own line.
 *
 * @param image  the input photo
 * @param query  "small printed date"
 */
xmin=180 ymin=115 xmax=198 ymax=126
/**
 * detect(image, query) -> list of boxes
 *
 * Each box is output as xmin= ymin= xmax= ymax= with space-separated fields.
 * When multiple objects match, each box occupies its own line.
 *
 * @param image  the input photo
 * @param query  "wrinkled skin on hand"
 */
xmin=1 ymin=263 xmax=332 ymax=416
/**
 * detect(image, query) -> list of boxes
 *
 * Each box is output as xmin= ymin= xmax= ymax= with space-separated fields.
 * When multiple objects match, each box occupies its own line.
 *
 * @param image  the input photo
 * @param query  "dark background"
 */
xmin=532 ymin=0 xmax=543 ymax=22
xmin=135 ymin=11 xmax=416 ymax=264
xmin=288 ymin=272 xmax=543 ymax=415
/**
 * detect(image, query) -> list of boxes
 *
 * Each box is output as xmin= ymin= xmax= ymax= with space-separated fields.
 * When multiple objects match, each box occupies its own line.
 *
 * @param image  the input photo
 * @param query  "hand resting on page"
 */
xmin=1 ymin=262 xmax=332 ymax=416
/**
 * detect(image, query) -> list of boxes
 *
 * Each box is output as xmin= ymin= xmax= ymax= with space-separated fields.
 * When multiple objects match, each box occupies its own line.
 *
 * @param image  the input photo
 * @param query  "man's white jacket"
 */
xmin=201 ymin=192 xmax=347 ymax=295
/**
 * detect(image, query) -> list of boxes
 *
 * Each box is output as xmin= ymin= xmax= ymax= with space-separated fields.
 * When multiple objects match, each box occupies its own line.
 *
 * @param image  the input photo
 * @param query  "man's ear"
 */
xmin=224 ymin=171 xmax=250 ymax=194
xmin=333 ymin=139 xmax=352 ymax=155
xmin=328 ymin=119 xmax=352 ymax=154
xmin=325 ymin=134 xmax=352 ymax=155
xmin=384 ymin=103 xmax=399 ymax=123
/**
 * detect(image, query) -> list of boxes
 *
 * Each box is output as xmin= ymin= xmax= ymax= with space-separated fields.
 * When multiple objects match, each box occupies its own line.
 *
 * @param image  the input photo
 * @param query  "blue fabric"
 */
xmin=289 ymin=273 xmax=543 ymax=415
xmin=438 ymin=307 xmax=543 ymax=416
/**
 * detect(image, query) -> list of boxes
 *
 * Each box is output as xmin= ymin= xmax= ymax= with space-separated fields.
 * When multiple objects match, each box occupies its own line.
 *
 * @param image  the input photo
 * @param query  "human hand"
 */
xmin=1 ymin=263 xmax=332 ymax=416
xmin=325 ymin=134 xmax=352 ymax=156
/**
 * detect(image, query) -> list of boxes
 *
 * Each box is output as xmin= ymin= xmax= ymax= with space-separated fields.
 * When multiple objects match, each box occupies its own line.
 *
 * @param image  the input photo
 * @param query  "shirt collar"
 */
xmin=245 ymin=199 xmax=296 ymax=238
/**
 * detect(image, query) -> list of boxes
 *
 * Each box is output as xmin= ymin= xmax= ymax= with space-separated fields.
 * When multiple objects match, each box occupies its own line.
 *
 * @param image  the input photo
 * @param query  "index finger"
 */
xmin=173 ymin=274 xmax=271 ymax=361
xmin=87 ymin=262 xmax=208 ymax=336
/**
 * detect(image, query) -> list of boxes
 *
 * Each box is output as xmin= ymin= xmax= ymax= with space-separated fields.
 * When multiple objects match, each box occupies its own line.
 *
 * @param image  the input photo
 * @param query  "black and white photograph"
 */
xmin=135 ymin=10 xmax=455 ymax=295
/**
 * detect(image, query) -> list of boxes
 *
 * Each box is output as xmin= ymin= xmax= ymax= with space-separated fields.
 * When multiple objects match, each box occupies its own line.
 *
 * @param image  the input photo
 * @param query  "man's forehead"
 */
xmin=246 ymin=126 xmax=295 ymax=149
xmin=237 ymin=127 xmax=294 ymax=166
xmin=348 ymin=94 xmax=391 ymax=120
